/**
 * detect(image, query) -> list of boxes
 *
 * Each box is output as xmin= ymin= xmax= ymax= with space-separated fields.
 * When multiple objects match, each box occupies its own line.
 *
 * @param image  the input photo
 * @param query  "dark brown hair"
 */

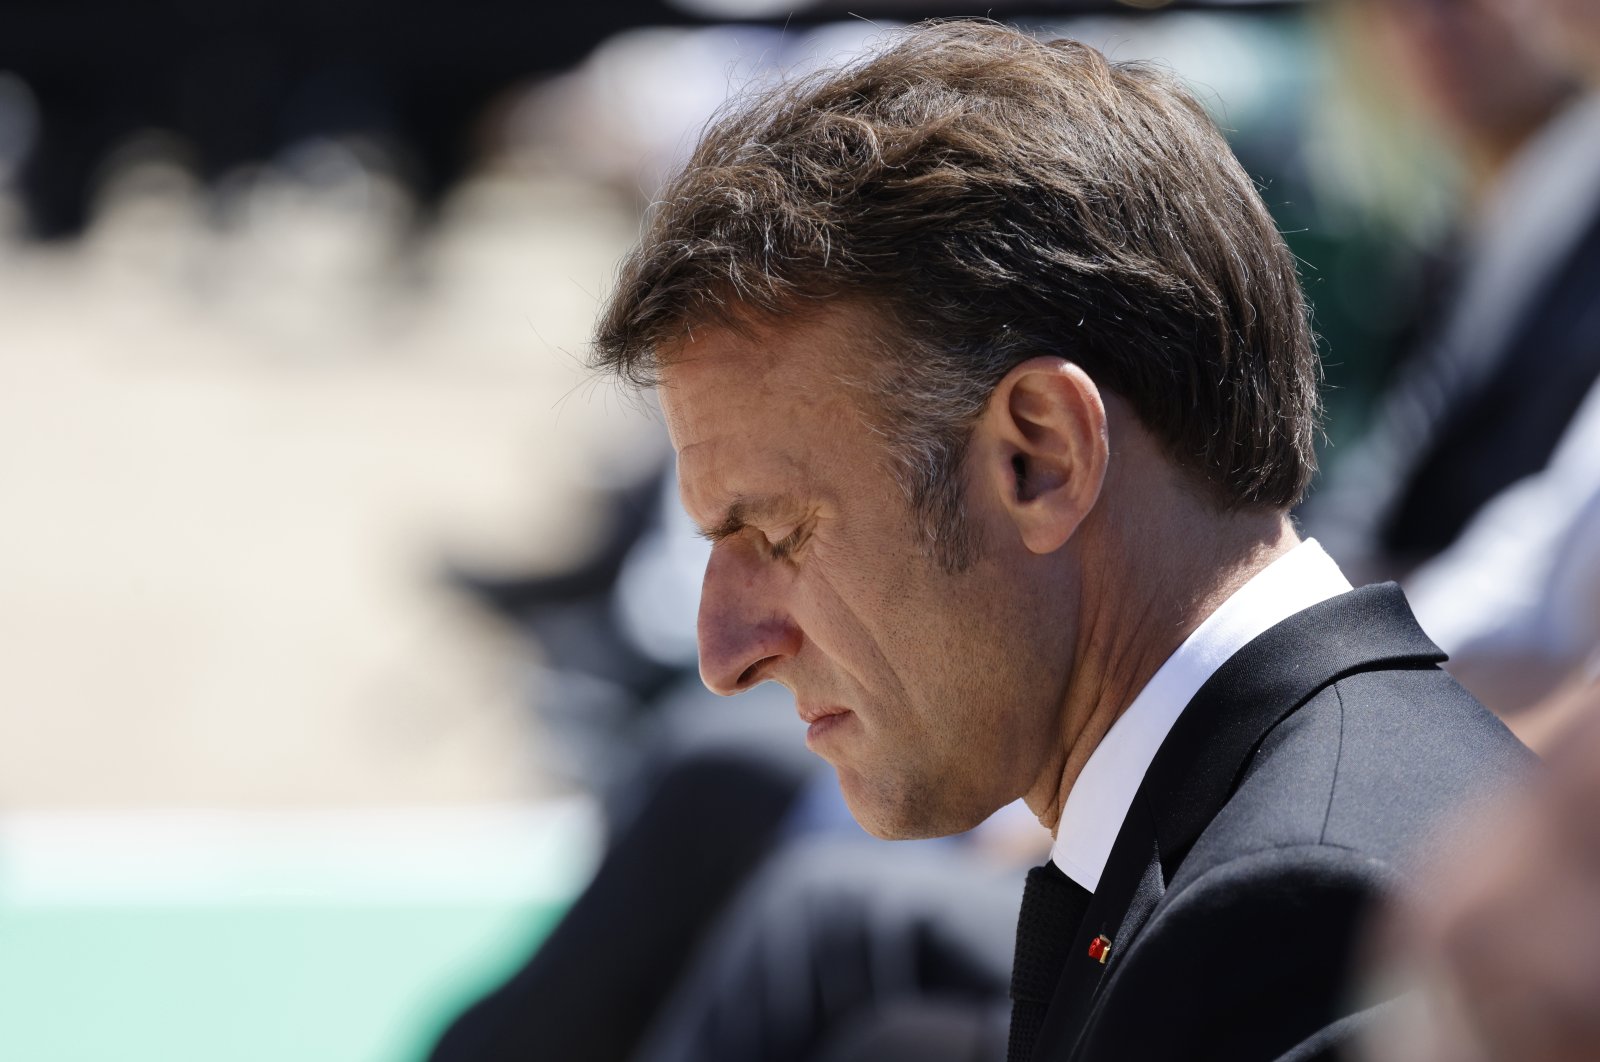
xmin=594 ymin=19 xmax=1321 ymax=570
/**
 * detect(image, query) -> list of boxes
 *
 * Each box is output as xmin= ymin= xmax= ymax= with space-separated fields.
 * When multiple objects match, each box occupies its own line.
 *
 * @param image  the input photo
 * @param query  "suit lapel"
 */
xmin=1033 ymin=583 xmax=1444 ymax=1059
xmin=1140 ymin=582 xmax=1443 ymax=878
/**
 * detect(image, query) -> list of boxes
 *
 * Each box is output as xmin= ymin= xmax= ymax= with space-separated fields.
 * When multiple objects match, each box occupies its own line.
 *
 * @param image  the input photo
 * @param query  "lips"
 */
xmin=798 ymin=704 xmax=851 ymax=725
xmin=801 ymin=705 xmax=855 ymax=752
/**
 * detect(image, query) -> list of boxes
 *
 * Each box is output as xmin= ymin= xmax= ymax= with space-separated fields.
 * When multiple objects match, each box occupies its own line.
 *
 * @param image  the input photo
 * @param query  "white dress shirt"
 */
xmin=1049 ymin=539 xmax=1353 ymax=892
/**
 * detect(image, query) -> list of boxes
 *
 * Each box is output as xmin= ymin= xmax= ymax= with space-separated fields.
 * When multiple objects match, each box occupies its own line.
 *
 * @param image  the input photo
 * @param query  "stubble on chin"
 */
xmin=835 ymin=759 xmax=980 ymax=841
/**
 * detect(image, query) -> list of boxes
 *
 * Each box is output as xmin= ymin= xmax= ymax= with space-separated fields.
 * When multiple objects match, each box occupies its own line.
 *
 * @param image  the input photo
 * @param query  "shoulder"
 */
xmin=1070 ymin=648 xmax=1533 ymax=1061
xmin=1179 ymin=666 xmax=1532 ymax=887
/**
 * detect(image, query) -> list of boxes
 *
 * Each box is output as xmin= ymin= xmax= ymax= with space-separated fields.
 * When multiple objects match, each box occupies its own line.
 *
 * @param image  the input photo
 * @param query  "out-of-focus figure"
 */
xmin=1504 ymin=0 xmax=1600 ymax=77
xmin=1361 ymin=11 xmax=1600 ymax=1055
xmin=1349 ymin=0 xmax=1578 ymax=200
xmin=1303 ymin=0 xmax=1600 ymax=724
xmin=1380 ymin=0 xmax=1600 ymax=731
xmin=1304 ymin=0 xmax=1600 ymax=591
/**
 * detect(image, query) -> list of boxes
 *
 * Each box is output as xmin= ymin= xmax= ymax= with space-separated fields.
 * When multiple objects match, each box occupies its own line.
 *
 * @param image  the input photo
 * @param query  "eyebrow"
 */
xmin=695 ymin=494 xmax=797 ymax=544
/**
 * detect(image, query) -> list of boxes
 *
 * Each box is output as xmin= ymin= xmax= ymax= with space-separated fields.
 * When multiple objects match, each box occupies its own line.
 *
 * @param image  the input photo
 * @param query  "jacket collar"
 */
xmin=1142 ymin=582 xmax=1444 ymax=879
xmin=1034 ymin=583 xmax=1445 ymax=1058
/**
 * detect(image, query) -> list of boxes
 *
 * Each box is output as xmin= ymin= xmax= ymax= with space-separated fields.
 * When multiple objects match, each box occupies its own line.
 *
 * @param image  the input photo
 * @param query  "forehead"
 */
xmin=655 ymin=307 xmax=882 ymax=510
xmin=658 ymin=306 xmax=872 ymax=447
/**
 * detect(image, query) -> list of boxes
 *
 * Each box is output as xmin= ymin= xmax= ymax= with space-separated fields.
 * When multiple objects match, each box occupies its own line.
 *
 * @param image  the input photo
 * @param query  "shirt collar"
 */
xmin=1048 ymin=538 xmax=1352 ymax=892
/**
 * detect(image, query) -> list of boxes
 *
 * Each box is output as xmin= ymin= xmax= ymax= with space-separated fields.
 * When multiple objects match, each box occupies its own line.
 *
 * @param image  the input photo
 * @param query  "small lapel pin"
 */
xmin=1087 ymin=934 xmax=1112 ymax=965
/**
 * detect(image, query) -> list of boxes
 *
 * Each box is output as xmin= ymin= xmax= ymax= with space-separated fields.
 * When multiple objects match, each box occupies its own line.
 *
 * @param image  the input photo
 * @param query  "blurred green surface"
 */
xmin=0 ymin=901 xmax=562 ymax=1062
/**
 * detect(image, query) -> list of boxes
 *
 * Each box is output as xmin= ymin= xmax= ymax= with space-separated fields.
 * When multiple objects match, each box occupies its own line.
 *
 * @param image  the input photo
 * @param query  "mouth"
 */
xmin=798 ymin=703 xmax=850 ymax=725
xmin=799 ymin=705 xmax=854 ymax=751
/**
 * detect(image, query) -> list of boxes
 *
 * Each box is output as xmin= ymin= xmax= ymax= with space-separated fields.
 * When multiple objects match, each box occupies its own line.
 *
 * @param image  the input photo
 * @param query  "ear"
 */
xmin=973 ymin=357 xmax=1109 ymax=555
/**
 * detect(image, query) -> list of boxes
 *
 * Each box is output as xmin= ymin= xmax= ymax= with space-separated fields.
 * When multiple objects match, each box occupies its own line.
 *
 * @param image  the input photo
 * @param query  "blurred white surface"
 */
xmin=0 ymin=800 xmax=601 ymax=906
xmin=0 ymin=151 xmax=662 ymax=809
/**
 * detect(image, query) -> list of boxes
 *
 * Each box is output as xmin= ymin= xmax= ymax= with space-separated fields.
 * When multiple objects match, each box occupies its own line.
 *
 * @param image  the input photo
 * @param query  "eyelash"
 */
xmin=766 ymin=526 xmax=806 ymax=561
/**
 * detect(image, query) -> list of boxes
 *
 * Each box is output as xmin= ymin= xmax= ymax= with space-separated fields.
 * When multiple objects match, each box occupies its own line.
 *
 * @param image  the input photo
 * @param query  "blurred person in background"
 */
xmin=1399 ymin=0 xmax=1600 ymax=741
xmin=1301 ymin=0 xmax=1600 ymax=727
xmin=1505 ymin=0 xmax=1600 ymax=76
xmin=1302 ymin=0 xmax=1599 ymax=593
xmin=1345 ymin=8 xmax=1600 ymax=1059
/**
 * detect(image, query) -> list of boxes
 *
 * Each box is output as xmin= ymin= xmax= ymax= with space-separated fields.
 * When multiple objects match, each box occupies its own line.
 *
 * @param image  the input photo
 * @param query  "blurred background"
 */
xmin=3 ymin=0 xmax=1596 ymax=1059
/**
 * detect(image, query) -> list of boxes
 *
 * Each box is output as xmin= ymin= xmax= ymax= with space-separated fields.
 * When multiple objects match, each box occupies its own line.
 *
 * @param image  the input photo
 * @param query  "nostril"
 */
xmin=736 ymin=660 xmax=764 ymax=689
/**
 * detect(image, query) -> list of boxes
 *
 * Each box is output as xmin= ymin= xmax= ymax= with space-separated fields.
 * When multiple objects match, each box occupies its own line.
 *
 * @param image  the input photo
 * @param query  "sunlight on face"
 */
xmin=658 ymin=306 xmax=1073 ymax=838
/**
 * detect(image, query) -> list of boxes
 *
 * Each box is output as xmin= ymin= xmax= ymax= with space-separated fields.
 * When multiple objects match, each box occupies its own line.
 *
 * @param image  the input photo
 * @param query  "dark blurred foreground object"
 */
xmin=429 ymin=742 xmax=810 ymax=1062
xmin=1367 ymin=675 xmax=1600 ymax=1062
xmin=632 ymin=837 xmax=1022 ymax=1062
xmin=0 ymin=0 xmax=1307 ymax=238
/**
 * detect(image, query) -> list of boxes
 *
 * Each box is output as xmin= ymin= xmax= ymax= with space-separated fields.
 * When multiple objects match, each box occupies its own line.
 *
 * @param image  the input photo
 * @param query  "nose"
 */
xmin=696 ymin=544 xmax=802 ymax=695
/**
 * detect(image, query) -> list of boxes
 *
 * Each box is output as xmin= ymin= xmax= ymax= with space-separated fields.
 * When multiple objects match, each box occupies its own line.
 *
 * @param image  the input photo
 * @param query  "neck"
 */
xmin=1023 ymin=502 xmax=1298 ymax=836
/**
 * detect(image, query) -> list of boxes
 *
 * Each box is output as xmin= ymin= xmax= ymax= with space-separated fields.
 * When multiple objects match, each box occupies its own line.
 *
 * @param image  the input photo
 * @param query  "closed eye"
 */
xmin=766 ymin=524 xmax=807 ymax=562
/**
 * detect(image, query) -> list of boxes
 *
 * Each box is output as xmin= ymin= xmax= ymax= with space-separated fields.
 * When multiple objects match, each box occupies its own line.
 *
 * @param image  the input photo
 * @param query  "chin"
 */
xmin=835 ymin=765 xmax=989 ymax=840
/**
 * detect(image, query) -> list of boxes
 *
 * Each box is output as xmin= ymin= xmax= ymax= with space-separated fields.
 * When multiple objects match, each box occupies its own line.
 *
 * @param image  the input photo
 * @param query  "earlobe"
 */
xmin=988 ymin=358 xmax=1109 ymax=555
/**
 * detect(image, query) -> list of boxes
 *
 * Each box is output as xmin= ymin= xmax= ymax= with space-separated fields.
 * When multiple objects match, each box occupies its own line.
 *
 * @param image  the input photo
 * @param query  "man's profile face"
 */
xmin=657 ymin=304 xmax=1075 ymax=839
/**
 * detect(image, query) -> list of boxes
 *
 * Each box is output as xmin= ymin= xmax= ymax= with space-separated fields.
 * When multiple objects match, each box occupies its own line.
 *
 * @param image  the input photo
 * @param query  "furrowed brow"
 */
xmin=695 ymin=495 xmax=792 ymax=544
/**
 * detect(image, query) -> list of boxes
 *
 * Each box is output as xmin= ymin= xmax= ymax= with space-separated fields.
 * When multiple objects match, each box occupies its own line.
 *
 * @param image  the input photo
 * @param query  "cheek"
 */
xmin=791 ymin=544 xmax=922 ymax=691
xmin=832 ymin=568 xmax=1006 ymax=741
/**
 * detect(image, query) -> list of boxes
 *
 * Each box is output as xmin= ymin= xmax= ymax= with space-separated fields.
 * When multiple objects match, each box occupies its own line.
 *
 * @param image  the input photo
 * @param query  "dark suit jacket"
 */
xmin=1032 ymin=584 xmax=1532 ymax=1062
xmin=1382 ymin=197 xmax=1600 ymax=562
